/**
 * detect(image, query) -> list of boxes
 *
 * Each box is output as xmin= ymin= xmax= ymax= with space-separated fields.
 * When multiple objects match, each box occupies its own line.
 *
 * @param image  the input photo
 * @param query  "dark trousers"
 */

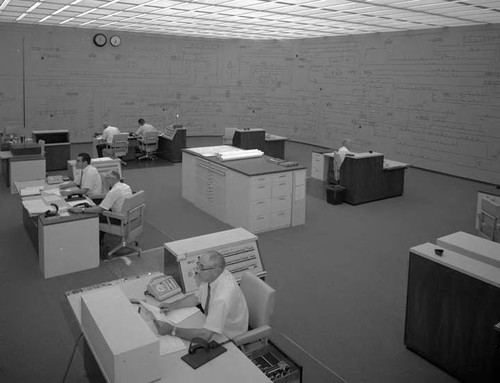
xmin=96 ymin=143 xmax=107 ymax=157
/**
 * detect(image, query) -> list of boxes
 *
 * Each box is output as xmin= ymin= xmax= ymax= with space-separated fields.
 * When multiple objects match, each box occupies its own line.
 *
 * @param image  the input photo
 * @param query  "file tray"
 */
xmin=181 ymin=341 xmax=227 ymax=369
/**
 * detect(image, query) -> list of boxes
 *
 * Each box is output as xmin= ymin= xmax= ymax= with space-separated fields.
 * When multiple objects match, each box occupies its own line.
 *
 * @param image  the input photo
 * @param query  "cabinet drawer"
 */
xmin=249 ymin=182 xmax=271 ymax=201
xmin=272 ymin=172 xmax=291 ymax=184
xmin=272 ymin=179 xmax=291 ymax=198
xmin=250 ymin=175 xmax=271 ymax=186
xmin=250 ymin=199 xmax=270 ymax=215
xmin=270 ymin=210 xmax=291 ymax=228
xmin=249 ymin=213 xmax=270 ymax=232
xmin=271 ymin=196 xmax=291 ymax=212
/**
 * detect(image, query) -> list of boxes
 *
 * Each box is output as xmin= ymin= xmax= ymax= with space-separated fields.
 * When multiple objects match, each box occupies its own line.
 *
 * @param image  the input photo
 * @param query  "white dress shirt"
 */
xmin=80 ymin=165 xmax=102 ymax=197
xmin=99 ymin=182 xmax=132 ymax=213
xmin=102 ymin=126 xmax=121 ymax=145
xmin=196 ymin=269 xmax=249 ymax=339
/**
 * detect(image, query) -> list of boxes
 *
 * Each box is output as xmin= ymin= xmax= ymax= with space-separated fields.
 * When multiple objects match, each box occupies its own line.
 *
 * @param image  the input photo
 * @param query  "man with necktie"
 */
xmin=59 ymin=152 xmax=102 ymax=199
xmin=154 ymin=251 xmax=249 ymax=341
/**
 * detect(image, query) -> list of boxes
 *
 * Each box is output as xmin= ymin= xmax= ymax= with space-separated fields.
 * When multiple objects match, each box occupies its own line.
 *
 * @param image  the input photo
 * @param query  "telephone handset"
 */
xmin=44 ymin=203 xmax=59 ymax=218
xmin=65 ymin=194 xmax=85 ymax=201
xmin=146 ymin=275 xmax=181 ymax=301
xmin=73 ymin=202 xmax=91 ymax=208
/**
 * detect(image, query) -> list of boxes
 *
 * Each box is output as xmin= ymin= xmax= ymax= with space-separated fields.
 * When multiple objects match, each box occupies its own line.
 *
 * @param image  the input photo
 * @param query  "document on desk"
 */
xmin=43 ymin=188 xmax=61 ymax=196
xmin=144 ymin=320 xmax=187 ymax=355
xmin=140 ymin=302 xmax=199 ymax=325
xmin=22 ymin=200 xmax=49 ymax=214
xmin=43 ymin=195 xmax=62 ymax=204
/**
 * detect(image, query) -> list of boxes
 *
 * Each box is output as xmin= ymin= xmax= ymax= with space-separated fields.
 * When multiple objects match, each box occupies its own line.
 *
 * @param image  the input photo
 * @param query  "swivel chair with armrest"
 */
xmin=138 ymin=131 xmax=159 ymax=161
xmin=102 ymin=133 xmax=129 ymax=165
xmin=99 ymin=190 xmax=146 ymax=259
xmin=232 ymin=272 xmax=276 ymax=352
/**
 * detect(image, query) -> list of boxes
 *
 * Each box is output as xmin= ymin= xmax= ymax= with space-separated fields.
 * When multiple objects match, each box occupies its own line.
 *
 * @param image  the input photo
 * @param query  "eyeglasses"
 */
xmin=196 ymin=262 xmax=217 ymax=272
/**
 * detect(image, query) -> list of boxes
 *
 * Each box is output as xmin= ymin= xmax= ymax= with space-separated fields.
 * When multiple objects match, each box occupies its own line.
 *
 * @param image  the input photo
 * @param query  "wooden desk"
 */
xmin=264 ymin=134 xmax=287 ymax=159
xmin=326 ymin=152 xmax=408 ymax=205
xmin=405 ymin=239 xmax=500 ymax=383
xmin=158 ymin=127 xmax=186 ymax=162
xmin=16 ymin=180 xmax=99 ymax=278
xmin=182 ymin=147 xmax=306 ymax=233
xmin=66 ymin=272 xmax=272 ymax=383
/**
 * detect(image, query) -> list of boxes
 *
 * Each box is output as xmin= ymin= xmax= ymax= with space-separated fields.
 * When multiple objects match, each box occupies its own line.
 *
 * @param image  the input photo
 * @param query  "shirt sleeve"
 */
xmin=99 ymin=188 xmax=116 ymax=211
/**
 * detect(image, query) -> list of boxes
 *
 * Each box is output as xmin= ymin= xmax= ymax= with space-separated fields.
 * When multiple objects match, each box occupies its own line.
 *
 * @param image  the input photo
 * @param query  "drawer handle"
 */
xmin=257 ymin=216 xmax=264 ymax=220
xmin=257 ymin=201 xmax=265 ymax=205
xmin=279 ymin=182 xmax=286 ymax=186
xmin=258 ymin=186 xmax=266 ymax=189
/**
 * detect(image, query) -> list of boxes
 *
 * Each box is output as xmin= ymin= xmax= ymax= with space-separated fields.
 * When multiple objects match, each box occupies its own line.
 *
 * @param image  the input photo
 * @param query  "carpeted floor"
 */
xmin=1 ymin=137 xmax=495 ymax=383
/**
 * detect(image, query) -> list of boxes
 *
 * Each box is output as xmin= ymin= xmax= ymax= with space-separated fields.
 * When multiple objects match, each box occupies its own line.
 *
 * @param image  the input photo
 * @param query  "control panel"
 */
xmin=164 ymin=228 xmax=266 ymax=293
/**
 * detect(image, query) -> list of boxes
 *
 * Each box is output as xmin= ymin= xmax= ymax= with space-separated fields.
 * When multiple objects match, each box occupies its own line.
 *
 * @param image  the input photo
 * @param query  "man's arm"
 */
xmin=154 ymin=320 xmax=216 ymax=342
xmin=159 ymin=293 xmax=199 ymax=312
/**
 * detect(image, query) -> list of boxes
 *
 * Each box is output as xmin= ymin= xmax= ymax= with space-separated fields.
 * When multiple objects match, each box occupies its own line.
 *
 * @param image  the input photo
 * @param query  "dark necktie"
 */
xmin=205 ymin=284 xmax=211 ymax=315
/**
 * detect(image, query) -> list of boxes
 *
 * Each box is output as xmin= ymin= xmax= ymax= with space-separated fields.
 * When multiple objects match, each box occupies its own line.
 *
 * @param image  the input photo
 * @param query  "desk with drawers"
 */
xmin=182 ymin=147 xmax=306 ymax=233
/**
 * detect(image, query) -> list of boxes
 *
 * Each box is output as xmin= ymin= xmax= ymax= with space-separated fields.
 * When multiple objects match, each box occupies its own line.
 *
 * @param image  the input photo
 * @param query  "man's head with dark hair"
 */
xmin=77 ymin=152 xmax=91 ymax=166
xmin=138 ymin=118 xmax=145 ymax=125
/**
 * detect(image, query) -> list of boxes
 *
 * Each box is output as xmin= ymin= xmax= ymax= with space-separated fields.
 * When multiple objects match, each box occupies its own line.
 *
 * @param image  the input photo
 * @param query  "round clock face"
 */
xmin=110 ymin=35 xmax=121 ymax=47
xmin=93 ymin=33 xmax=107 ymax=47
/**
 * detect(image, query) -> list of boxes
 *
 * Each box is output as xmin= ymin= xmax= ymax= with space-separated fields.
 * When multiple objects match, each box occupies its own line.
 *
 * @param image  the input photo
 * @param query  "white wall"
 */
xmin=1 ymin=23 xmax=499 ymax=183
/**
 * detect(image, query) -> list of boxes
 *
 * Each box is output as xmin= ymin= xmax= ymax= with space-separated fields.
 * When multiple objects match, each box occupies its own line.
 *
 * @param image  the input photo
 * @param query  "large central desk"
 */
xmin=182 ymin=146 xmax=306 ymax=233
xmin=15 ymin=179 xmax=99 ymax=279
xmin=66 ymin=272 xmax=272 ymax=383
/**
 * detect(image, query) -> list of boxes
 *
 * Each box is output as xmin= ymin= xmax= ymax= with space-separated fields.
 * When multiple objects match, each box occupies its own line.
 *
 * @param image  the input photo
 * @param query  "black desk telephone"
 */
xmin=44 ymin=203 xmax=59 ymax=218
xmin=73 ymin=202 xmax=91 ymax=209
xmin=65 ymin=194 xmax=85 ymax=202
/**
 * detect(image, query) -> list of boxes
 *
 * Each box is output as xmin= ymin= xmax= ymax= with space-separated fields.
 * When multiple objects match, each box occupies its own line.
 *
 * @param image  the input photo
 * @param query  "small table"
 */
xmin=66 ymin=272 xmax=272 ymax=383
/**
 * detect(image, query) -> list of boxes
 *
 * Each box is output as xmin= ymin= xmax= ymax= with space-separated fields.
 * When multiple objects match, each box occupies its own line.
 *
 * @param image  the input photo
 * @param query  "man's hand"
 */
xmin=153 ymin=319 xmax=173 ymax=336
xmin=158 ymin=301 xmax=175 ymax=313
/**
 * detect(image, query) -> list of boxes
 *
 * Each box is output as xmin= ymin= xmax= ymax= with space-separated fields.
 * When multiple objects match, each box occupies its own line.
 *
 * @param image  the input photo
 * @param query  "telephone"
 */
xmin=46 ymin=175 xmax=64 ymax=185
xmin=44 ymin=203 xmax=59 ymax=218
xmin=65 ymin=194 xmax=85 ymax=201
xmin=146 ymin=275 xmax=181 ymax=301
xmin=73 ymin=202 xmax=91 ymax=209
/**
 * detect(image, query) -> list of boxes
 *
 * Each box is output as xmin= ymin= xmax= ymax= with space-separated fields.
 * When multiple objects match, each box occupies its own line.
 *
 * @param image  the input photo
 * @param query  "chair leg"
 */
xmin=107 ymin=239 xmax=141 ymax=258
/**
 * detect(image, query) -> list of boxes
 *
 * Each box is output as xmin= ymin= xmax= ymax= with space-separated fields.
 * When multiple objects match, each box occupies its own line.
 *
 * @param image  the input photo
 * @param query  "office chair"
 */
xmin=232 ymin=272 xmax=276 ymax=352
xmin=137 ymin=131 xmax=159 ymax=161
xmin=478 ymin=196 xmax=500 ymax=242
xmin=99 ymin=190 xmax=146 ymax=259
xmin=102 ymin=133 xmax=129 ymax=165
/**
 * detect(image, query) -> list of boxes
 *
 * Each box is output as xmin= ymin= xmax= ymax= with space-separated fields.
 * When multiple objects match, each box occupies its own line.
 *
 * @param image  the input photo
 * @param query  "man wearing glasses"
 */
xmin=59 ymin=152 xmax=102 ymax=198
xmin=154 ymin=251 xmax=249 ymax=341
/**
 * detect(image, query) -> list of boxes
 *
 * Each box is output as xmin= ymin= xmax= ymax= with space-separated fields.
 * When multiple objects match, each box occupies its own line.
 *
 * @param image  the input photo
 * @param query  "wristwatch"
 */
xmin=171 ymin=326 xmax=177 ymax=337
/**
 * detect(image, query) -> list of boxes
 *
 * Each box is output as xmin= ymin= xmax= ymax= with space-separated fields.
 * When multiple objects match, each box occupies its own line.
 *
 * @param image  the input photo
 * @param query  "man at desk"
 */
xmin=135 ymin=118 xmax=157 ymax=137
xmin=96 ymin=123 xmax=121 ymax=157
xmin=154 ymin=251 xmax=249 ymax=341
xmin=69 ymin=170 xmax=131 ymax=215
xmin=59 ymin=153 xmax=102 ymax=198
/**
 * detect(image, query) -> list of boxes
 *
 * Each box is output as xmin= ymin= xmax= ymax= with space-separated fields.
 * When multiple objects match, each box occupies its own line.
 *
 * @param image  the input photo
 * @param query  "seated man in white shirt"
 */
xmin=97 ymin=123 xmax=121 ymax=157
xmin=154 ymin=251 xmax=249 ymax=341
xmin=135 ymin=118 xmax=157 ymax=137
xmin=69 ymin=170 xmax=133 ymax=244
xmin=59 ymin=153 xmax=102 ymax=199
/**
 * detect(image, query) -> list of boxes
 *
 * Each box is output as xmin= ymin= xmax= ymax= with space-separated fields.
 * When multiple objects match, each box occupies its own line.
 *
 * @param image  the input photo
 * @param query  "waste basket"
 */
xmin=326 ymin=185 xmax=346 ymax=205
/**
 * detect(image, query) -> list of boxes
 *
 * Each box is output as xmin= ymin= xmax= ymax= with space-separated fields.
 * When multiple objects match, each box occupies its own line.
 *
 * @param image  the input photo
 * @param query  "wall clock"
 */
xmin=93 ymin=33 xmax=107 ymax=47
xmin=110 ymin=35 xmax=121 ymax=47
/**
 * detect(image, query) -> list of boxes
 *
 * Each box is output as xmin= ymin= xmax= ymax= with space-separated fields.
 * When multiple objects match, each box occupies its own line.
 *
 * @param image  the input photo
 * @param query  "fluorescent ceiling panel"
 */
xmin=0 ymin=0 xmax=498 ymax=39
